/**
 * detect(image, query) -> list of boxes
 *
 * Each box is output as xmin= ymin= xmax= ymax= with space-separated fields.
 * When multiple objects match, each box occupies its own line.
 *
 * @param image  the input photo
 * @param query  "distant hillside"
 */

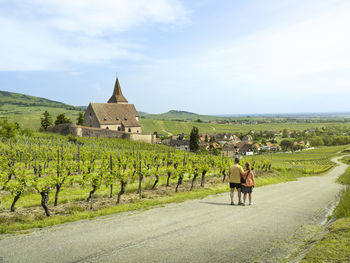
xmin=0 ymin=90 xmax=81 ymax=110
xmin=0 ymin=90 xmax=82 ymax=130
xmin=138 ymin=110 xmax=228 ymax=121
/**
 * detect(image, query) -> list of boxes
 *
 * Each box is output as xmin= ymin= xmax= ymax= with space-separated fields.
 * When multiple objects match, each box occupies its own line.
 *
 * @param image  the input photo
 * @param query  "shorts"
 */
xmin=229 ymin=183 xmax=241 ymax=189
xmin=241 ymin=185 xmax=253 ymax=194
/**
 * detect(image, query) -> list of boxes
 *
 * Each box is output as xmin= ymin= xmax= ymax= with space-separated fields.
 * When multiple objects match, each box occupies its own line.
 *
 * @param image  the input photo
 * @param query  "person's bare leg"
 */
xmin=230 ymin=188 xmax=234 ymax=204
xmin=238 ymin=188 xmax=242 ymax=204
xmin=249 ymin=193 xmax=252 ymax=205
xmin=243 ymin=193 xmax=247 ymax=205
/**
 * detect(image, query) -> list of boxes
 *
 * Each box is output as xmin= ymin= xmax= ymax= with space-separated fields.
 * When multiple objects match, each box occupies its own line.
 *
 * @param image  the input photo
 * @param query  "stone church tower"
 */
xmin=107 ymin=78 xmax=128 ymax=104
xmin=84 ymin=77 xmax=142 ymax=133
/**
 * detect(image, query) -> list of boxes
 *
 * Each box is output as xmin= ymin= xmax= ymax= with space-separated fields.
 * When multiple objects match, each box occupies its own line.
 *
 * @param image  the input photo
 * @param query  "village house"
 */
xmin=170 ymin=139 xmax=190 ymax=151
xmin=239 ymin=143 xmax=255 ymax=155
xmin=210 ymin=142 xmax=221 ymax=150
xmin=270 ymin=144 xmax=281 ymax=151
xmin=242 ymin=134 xmax=253 ymax=144
xmin=222 ymin=144 xmax=239 ymax=158
xmin=84 ymin=77 xmax=141 ymax=133
xmin=253 ymin=143 xmax=261 ymax=152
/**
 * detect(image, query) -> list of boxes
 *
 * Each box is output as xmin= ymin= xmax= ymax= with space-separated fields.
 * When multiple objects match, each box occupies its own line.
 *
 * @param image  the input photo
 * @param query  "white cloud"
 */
xmin=136 ymin=1 xmax=350 ymax=96
xmin=17 ymin=0 xmax=188 ymax=36
xmin=0 ymin=0 xmax=188 ymax=70
xmin=200 ymin=2 xmax=350 ymax=93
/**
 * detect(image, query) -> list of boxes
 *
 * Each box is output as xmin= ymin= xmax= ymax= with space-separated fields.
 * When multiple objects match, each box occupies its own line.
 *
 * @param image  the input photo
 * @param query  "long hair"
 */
xmin=245 ymin=162 xmax=251 ymax=173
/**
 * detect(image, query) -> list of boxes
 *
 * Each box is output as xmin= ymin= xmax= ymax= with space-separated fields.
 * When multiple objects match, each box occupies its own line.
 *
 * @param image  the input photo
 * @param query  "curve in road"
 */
xmin=0 ymin=156 xmax=348 ymax=263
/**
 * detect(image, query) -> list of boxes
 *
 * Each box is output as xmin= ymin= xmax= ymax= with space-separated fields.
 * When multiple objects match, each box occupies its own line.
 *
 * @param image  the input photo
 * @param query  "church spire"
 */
xmin=108 ymin=77 xmax=128 ymax=104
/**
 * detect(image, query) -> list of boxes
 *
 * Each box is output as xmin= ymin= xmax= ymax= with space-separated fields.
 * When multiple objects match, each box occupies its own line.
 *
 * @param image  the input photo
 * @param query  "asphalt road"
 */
xmin=0 ymin=157 xmax=347 ymax=263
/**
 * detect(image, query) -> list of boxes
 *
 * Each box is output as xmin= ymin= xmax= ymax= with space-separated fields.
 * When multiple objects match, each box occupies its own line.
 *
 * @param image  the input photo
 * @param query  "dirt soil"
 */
xmin=0 ymin=157 xmax=347 ymax=263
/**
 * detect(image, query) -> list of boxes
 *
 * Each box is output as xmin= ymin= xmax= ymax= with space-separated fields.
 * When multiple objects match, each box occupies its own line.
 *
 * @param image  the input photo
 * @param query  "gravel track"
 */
xmin=0 ymin=156 xmax=347 ymax=263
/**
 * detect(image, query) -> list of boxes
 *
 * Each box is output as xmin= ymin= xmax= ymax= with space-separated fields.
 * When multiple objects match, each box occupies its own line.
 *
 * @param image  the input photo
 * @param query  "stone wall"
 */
xmin=48 ymin=124 xmax=155 ymax=144
xmin=84 ymin=105 xmax=100 ymax=128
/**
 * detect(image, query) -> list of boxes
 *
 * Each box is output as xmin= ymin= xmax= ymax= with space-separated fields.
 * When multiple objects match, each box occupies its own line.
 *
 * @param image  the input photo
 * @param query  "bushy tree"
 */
xmin=189 ymin=126 xmax=199 ymax=152
xmin=55 ymin=114 xmax=72 ymax=126
xmin=280 ymin=139 xmax=293 ymax=150
xmin=41 ymin=111 xmax=52 ymax=131
xmin=0 ymin=119 xmax=20 ymax=138
xmin=310 ymin=136 xmax=324 ymax=147
xmin=77 ymin=112 xmax=85 ymax=126
xmin=282 ymin=129 xmax=288 ymax=138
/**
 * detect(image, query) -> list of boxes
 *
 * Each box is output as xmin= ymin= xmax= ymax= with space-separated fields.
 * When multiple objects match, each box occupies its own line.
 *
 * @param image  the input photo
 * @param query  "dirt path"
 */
xmin=0 ymin=157 xmax=347 ymax=263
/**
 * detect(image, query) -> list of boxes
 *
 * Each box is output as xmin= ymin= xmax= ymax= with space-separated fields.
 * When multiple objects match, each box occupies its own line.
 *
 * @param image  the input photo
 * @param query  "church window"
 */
xmin=118 ymin=127 xmax=121 ymax=131
xmin=128 ymin=128 xmax=131 ymax=132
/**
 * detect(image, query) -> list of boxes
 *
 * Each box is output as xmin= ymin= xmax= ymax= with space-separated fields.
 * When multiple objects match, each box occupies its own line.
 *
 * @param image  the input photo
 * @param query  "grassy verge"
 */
xmin=301 ymin=160 xmax=350 ymax=263
xmin=0 ymin=167 xmax=332 ymax=235
xmin=300 ymin=218 xmax=350 ymax=263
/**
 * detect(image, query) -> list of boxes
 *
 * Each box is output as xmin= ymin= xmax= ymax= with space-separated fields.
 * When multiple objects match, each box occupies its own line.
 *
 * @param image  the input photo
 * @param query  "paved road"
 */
xmin=0 ymin=157 xmax=348 ymax=263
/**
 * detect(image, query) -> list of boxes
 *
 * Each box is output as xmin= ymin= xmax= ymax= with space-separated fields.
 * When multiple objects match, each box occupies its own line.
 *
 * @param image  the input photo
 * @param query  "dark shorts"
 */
xmin=229 ymin=183 xmax=241 ymax=189
xmin=241 ymin=185 xmax=253 ymax=194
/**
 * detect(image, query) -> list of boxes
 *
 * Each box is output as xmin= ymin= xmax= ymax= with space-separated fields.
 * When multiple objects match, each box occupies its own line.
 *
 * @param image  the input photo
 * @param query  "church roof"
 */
xmin=89 ymin=103 xmax=140 ymax=127
xmin=108 ymin=77 xmax=128 ymax=103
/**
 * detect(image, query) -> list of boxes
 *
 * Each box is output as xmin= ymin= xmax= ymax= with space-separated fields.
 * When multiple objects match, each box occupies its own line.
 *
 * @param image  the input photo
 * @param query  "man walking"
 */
xmin=228 ymin=157 xmax=244 ymax=205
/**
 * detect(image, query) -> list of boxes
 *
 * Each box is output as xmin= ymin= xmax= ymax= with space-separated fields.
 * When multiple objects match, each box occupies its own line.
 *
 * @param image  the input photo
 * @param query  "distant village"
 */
xmin=155 ymin=129 xmax=313 ymax=156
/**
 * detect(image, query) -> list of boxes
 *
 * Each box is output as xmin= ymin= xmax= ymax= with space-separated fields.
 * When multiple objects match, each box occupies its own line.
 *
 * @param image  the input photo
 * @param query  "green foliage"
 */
xmin=0 ymin=119 xmax=20 ymax=138
xmin=0 ymin=131 xmax=348 ymax=232
xmin=77 ymin=112 xmax=84 ymax=126
xmin=189 ymin=126 xmax=199 ymax=152
xmin=54 ymin=113 xmax=72 ymax=125
xmin=334 ymin=166 xmax=350 ymax=218
xmin=300 ymin=218 xmax=350 ymax=263
xmin=280 ymin=139 xmax=293 ymax=150
xmin=310 ymin=136 xmax=324 ymax=146
xmin=301 ymin=156 xmax=350 ymax=262
xmin=40 ymin=111 xmax=52 ymax=131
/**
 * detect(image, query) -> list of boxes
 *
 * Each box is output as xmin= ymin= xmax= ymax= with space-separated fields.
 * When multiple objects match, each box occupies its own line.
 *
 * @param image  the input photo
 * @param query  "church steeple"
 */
xmin=108 ymin=77 xmax=128 ymax=104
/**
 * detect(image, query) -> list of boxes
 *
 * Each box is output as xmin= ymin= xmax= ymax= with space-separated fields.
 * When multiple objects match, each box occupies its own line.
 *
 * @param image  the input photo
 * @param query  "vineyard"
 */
xmin=0 ymin=133 xmax=348 ymax=233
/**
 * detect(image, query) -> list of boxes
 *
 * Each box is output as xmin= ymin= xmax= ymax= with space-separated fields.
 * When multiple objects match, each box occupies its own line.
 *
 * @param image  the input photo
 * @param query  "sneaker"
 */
xmin=238 ymin=201 xmax=243 ymax=206
xmin=230 ymin=201 xmax=234 ymax=205
xmin=249 ymin=203 xmax=252 ymax=206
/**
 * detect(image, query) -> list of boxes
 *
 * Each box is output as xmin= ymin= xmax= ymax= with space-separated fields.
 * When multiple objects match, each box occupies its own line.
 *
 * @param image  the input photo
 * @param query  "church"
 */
xmin=84 ymin=77 xmax=142 ymax=133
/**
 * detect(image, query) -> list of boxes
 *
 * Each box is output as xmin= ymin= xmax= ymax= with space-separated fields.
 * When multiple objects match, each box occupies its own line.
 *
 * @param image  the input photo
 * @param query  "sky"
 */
xmin=0 ymin=0 xmax=349 ymax=115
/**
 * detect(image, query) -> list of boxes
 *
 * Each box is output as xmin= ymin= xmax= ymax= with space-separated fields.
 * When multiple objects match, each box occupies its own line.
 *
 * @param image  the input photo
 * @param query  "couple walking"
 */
xmin=228 ymin=158 xmax=255 ymax=206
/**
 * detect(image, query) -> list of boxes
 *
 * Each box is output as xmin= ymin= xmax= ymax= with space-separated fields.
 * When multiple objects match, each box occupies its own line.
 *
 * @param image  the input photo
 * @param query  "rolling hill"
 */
xmin=2 ymin=90 xmax=349 ymax=135
xmin=0 ymin=91 xmax=83 ymax=130
xmin=138 ymin=110 xmax=230 ymax=121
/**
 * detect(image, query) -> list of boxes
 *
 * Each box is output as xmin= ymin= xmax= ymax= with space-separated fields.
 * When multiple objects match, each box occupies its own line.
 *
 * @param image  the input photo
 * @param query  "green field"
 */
xmin=0 ymin=90 xmax=83 ymax=130
xmin=140 ymin=118 xmax=350 ymax=135
xmin=0 ymin=104 xmax=82 ymax=130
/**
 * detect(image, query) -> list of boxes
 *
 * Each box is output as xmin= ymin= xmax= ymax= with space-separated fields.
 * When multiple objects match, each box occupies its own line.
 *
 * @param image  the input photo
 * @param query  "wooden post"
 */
xmin=110 ymin=154 xmax=113 ymax=198
xmin=34 ymin=152 xmax=37 ymax=175
xmin=57 ymin=149 xmax=60 ymax=177
xmin=61 ymin=144 xmax=64 ymax=161
xmin=138 ymin=152 xmax=143 ymax=199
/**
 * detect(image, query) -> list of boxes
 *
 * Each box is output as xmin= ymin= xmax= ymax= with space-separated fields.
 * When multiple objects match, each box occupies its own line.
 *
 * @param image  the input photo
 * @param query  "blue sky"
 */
xmin=0 ymin=0 xmax=349 ymax=115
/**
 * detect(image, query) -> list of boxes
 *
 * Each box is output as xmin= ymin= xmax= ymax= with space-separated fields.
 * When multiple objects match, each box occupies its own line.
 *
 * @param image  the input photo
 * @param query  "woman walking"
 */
xmin=241 ymin=162 xmax=255 ymax=206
